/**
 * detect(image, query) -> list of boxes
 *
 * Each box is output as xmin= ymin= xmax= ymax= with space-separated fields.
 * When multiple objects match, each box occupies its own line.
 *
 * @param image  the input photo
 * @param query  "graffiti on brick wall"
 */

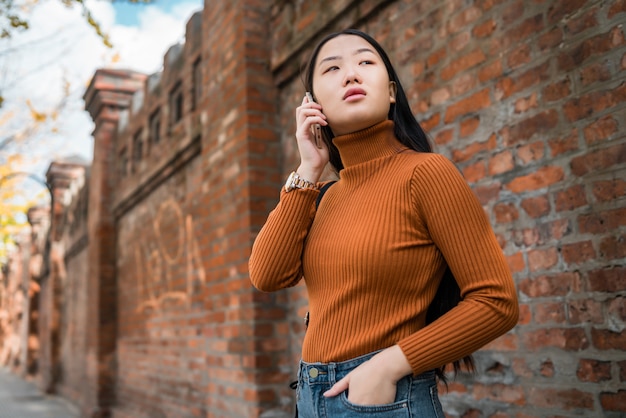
xmin=133 ymin=198 xmax=206 ymax=312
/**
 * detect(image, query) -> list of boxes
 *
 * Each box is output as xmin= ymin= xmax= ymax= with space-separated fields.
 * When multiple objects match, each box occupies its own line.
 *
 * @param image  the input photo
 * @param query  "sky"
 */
xmin=0 ymin=0 xmax=203 ymax=193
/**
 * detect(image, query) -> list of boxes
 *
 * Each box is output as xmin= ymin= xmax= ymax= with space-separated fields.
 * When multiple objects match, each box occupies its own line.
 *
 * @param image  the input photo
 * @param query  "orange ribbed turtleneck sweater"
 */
xmin=249 ymin=120 xmax=519 ymax=375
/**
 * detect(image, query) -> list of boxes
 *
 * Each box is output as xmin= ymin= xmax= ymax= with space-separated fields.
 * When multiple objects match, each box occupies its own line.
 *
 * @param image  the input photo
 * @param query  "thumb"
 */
xmin=323 ymin=375 xmax=350 ymax=398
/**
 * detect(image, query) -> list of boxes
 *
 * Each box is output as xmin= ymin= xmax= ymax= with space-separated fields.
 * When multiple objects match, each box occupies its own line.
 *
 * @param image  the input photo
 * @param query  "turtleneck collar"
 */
xmin=332 ymin=120 xmax=407 ymax=168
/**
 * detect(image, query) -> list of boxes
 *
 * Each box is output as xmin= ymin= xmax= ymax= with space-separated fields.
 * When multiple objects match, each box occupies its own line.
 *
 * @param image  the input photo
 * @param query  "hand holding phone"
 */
xmin=305 ymin=92 xmax=323 ymax=149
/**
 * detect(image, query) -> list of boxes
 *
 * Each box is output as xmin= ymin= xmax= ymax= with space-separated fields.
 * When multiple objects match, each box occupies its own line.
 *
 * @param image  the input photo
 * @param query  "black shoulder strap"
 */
xmin=315 ymin=181 xmax=336 ymax=209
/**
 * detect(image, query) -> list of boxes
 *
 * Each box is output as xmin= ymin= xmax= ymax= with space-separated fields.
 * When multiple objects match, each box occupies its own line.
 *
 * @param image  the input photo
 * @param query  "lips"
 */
xmin=343 ymin=88 xmax=366 ymax=100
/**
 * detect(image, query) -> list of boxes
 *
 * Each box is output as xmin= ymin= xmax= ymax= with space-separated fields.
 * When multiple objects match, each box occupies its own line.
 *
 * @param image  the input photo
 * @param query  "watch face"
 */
xmin=285 ymin=172 xmax=297 ymax=192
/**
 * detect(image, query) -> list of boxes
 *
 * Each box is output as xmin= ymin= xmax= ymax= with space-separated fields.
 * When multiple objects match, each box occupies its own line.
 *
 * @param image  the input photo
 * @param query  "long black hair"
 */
xmin=302 ymin=28 xmax=474 ymax=382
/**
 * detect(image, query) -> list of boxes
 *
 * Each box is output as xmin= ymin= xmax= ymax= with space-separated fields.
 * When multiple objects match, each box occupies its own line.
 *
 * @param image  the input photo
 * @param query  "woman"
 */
xmin=249 ymin=29 xmax=519 ymax=417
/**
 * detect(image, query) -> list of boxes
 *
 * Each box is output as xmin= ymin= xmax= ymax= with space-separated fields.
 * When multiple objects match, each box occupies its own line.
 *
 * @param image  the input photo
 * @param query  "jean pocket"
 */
xmin=338 ymin=391 xmax=410 ymax=415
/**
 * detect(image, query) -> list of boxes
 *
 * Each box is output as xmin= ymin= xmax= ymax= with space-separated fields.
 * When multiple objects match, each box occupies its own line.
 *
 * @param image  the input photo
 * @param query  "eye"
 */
xmin=322 ymin=65 xmax=339 ymax=74
xmin=359 ymin=60 xmax=374 ymax=65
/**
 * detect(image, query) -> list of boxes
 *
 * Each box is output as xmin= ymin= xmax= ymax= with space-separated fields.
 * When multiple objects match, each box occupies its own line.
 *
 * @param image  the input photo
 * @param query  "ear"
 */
xmin=389 ymin=81 xmax=397 ymax=104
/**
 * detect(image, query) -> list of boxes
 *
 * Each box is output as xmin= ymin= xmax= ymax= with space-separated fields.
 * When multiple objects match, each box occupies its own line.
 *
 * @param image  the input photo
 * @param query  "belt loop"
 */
xmin=328 ymin=362 xmax=337 ymax=384
xmin=301 ymin=362 xmax=309 ymax=385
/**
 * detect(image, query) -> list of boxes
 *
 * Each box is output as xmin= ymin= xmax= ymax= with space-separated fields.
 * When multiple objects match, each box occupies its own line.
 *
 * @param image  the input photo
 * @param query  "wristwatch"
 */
xmin=284 ymin=171 xmax=318 ymax=192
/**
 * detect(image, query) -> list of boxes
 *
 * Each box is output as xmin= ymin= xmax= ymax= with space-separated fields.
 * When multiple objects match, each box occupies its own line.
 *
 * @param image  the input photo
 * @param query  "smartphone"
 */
xmin=305 ymin=92 xmax=323 ymax=148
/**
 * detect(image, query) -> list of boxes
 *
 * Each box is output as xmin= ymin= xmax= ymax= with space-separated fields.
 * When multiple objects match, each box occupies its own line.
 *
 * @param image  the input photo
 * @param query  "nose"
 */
xmin=343 ymin=65 xmax=361 ymax=86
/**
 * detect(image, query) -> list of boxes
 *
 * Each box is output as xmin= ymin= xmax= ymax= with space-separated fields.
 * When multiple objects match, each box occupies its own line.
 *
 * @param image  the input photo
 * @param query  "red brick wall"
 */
xmin=14 ymin=0 xmax=624 ymax=417
xmin=270 ymin=0 xmax=626 ymax=416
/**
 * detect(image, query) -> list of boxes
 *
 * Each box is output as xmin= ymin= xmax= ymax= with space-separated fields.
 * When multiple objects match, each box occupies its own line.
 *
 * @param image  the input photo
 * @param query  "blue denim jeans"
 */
xmin=296 ymin=351 xmax=444 ymax=417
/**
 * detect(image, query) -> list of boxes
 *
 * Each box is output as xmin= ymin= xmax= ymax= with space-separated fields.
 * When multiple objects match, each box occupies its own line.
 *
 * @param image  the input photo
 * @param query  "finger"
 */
xmin=323 ymin=376 xmax=349 ymax=398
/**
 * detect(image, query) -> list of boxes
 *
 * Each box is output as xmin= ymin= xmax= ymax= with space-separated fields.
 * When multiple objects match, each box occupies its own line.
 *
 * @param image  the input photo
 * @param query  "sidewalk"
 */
xmin=0 ymin=368 xmax=80 ymax=418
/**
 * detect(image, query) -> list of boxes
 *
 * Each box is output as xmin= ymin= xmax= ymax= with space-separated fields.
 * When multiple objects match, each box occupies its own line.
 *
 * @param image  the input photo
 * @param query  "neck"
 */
xmin=332 ymin=120 xmax=405 ymax=168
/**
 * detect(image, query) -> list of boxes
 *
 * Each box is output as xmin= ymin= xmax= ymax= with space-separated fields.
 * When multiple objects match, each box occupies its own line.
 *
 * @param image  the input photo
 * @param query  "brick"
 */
xmin=518 ymin=304 xmax=531 ymax=325
xmin=549 ymin=129 xmax=580 ymax=157
xmin=518 ymin=272 xmax=579 ymax=297
xmin=520 ymin=195 xmax=551 ymax=218
xmin=507 ymin=43 xmax=531 ymax=69
xmin=517 ymin=142 xmax=545 ymax=165
xmin=542 ymin=77 xmax=571 ymax=102
xmin=609 ymin=0 xmax=626 ymax=18
xmin=580 ymin=61 xmax=612 ymax=86
xmin=427 ymin=48 xmax=446 ymax=68
xmin=558 ymin=26 xmax=625 ymax=72
xmin=506 ymin=166 xmax=564 ymax=193
xmin=592 ymin=327 xmax=626 ymax=350
xmin=620 ymin=360 xmax=626 ymax=382
xmin=564 ymin=83 xmax=626 ymax=122
xmin=478 ymin=58 xmax=503 ymax=82
xmin=569 ymin=299 xmax=604 ymax=324
xmin=434 ymin=128 xmax=454 ymax=145
xmin=577 ymin=359 xmax=612 ymax=382
xmin=592 ymin=178 xmax=626 ymax=202
xmin=501 ymin=0 xmax=524 ymax=25
xmin=450 ymin=31 xmax=471 ymax=52
xmin=452 ymin=134 xmax=496 ymax=162
xmin=588 ymin=266 xmax=626 ymax=292
xmin=514 ymin=92 xmax=538 ymax=114
xmin=608 ymin=296 xmax=626 ymax=322
xmin=548 ymin=219 xmax=575 ymax=240
xmin=600 ymin=390 xmax=626 ymax=412
xmin=440 ymin=49 xmax=485 ymax=81
xmin=473 ymin=18 xmax=496 ymax=38
xmin=599 ymin=234 xmax=626 ymax=261
xmin=503 ymin=109 xmax=559 ymax=146
xmin=462 ymin=160 xmax=487 ymax=182
xmin=555 ymin=185 xmax=587 ymax=212
xmin=566 ymin=7 xmax=599 ymax=34
xmin=451 ymin=72 xmax=478 ymax=96
xmin=459 ymin=116 xmax=480 ymax=137
xmin=562 ymin=240 xmax=596 ymax=264
xmin=474 ymin=182 xmax=501 ymax=205
xmin=584 ymin=115 xmax=619 ymax=144
xmin=578 ymin=208 xmax=626 ymax=234
xmin=482 ymin=333 xmax=518 ymax=351
xmin=472 ymin=383 xmax=525 ymax=405
xmin=529 ymin=387 xmax=594 ymax=410
xmin=534 ymin=302 xmax=566 ymax=324
xmin=506 ymin=252 xmax=526 ymax=273
xmin=495 ymin=61 xmax=549 ymax=100
xmin=538 ymin=26 xmax=564 ymax=51
xmin=448 ymin=6 xmax=482 ymax=33
xmin=421 ymin=112 xmax=441 ymax=131
xmin=570 ymin=143 xmax=626 ymax=176
xmin=494 ymin=201 xmax=519 ymax=223
xmin=444 ymin=88 xmax=491 ymax=123
xmin=488 ymin=150 xmax=515 ymax=175
xmin=430 ymin=88 xmax=450 ymax=106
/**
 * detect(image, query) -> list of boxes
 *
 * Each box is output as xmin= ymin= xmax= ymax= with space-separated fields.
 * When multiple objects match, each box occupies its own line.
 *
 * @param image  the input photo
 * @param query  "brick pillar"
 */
xmin=26 ymin=206 xmax=49 ymax=377
xmin=83 ymin=69 xmax=145 ymax=417
xmin=39 ymin=161 xmax=87 ymax=392
xmin=200 ymin=1 xmax=287 ymax=416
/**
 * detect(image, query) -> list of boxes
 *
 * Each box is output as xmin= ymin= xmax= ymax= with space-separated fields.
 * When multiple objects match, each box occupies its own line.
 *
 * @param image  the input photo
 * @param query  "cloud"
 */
xmin=0 ymin=0 xmax=202 ymax=178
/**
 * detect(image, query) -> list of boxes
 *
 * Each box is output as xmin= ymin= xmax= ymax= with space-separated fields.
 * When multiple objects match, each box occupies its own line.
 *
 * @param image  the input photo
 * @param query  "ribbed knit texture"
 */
xmin=249 ymin=120 xmax=519 ymax=375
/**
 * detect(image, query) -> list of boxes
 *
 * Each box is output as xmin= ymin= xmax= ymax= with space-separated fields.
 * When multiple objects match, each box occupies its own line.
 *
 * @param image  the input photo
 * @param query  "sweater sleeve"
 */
xmin=397 ymin=154 xmax=519 ymax=375
xmin=249 ymin=187 xmax=319 ymax=292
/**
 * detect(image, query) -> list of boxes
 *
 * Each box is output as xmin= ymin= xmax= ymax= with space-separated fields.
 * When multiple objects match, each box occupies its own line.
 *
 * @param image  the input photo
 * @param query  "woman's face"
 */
xmin=312 ymin=34 xmax=396 ymax=136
